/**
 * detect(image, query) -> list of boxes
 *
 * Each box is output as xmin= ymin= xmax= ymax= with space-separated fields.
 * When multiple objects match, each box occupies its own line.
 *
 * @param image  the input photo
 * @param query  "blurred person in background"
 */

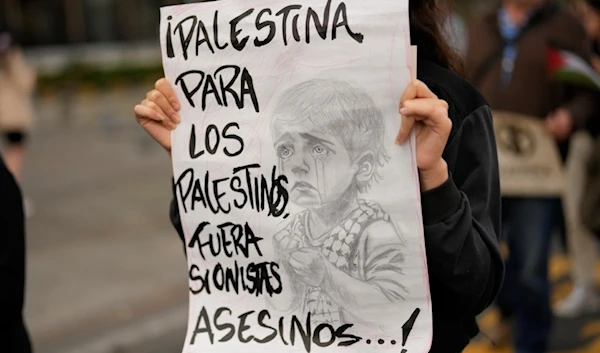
xmin=0 ymin=153 xmax=33 ymax=352
xmin=553 ymin=0 xmax=600 ymax=319
xmin=0 ymin=29 xmax=37 ymax=217
xmin=465 ymin=0 xmax=599 ymax=351
xmin=441 ymin=1 xmax=468 ymax=58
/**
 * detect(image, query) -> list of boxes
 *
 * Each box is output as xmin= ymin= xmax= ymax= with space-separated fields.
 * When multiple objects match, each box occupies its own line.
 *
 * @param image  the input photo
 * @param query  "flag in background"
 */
xmin=547 ymin=46 xmax=600 ymax=91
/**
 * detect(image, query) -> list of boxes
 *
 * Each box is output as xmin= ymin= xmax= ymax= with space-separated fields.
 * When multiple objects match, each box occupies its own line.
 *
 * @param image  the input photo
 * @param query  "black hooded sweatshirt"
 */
xmin=0 ymin=155 xmax=32 ymax=353
xmin=169 ymin=59 xmax=504 ymax=353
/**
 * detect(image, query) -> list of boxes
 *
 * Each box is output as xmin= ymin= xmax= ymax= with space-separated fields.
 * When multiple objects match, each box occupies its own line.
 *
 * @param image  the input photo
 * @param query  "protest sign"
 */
xmin=492 ymin=111 xmax=565 ymax=197
xmin=160 ymin=0 xmax=432 ymax=352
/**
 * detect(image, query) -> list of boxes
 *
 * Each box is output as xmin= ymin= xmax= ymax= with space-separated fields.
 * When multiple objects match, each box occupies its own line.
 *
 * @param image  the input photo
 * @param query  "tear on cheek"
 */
xmin=314 ymin=157 xmax=327 ymax=196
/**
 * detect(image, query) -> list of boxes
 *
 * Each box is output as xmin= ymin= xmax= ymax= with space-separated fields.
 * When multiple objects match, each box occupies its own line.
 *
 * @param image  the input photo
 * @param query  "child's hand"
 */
xmin=134 ymin=78 xmax=181 ymax=152
xmin=396 ymin=80 xmax=451 ymax=191
xmin=288 ymin=248 xmax=328 ymax=287
xmin=273 ymin=230 xmax=300 ymax=260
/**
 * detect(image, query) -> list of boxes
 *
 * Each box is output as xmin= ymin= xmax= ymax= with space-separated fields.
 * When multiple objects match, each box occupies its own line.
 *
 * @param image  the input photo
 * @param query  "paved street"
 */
xmin=20 ymin=94 xmax=189 ymax=353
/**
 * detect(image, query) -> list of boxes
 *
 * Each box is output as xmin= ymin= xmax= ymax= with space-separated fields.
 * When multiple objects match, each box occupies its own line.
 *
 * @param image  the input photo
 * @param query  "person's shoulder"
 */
xmin=535 ymin=2 xmax=583 ymax=36
xmin=552 ymin=6 xmax=586 ymax=35
xmin=416 ymin=59 xmax=490 ymax=126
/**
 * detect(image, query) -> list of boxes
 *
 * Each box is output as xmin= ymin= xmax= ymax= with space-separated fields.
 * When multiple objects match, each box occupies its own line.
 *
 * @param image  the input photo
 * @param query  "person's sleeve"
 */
xmin=0 ymin=158 xmax=25 ymax=328
xmin=170 ymin=179 xmax=187 ymax=255
xmin=421 ymin=105 xmax=503 ymax=316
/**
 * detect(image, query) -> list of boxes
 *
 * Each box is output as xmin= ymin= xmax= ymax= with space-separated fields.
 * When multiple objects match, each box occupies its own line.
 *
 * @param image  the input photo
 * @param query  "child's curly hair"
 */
xmin=270 ymin=79 xmax=389 ymax=193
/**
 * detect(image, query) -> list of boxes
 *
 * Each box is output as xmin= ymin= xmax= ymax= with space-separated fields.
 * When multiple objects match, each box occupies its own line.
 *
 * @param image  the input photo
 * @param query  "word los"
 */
xmin=189 ymin=307 xmax=361 ymax=352
xmin=175 ymin=163 xmax=289 ymax=218
xmin=189 ymin=123 xmax=244 ymax=159
xmin=165 ymin=0 xmax=363 ymax=59
xmin=175 ymin=66 xmax=259 ymax=112
xmin=189 ymin=260 xmax=281 ymax=296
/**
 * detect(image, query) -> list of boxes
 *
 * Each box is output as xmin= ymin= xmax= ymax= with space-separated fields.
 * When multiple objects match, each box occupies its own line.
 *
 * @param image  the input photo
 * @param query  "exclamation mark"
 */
xmin=166 ymin=16 xmax=175 ymax=58
xmin=401 ymin=308 xmax=421 ymax=353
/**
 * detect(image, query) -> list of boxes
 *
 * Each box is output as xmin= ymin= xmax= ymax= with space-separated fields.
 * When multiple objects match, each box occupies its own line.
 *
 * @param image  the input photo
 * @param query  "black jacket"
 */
xmin=169 ymin=59 xmax=503 ymax=353
xmin=0 ymin=155 xmax=32 ymax=353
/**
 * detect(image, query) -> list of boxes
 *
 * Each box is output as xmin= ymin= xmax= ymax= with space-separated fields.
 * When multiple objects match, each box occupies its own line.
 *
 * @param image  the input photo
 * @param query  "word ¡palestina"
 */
xmin=165 ymin=0 xmax=363 ymax=60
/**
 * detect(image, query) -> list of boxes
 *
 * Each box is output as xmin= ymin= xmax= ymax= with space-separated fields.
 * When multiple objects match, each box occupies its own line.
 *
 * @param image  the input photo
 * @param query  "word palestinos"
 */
xmin=165 ymin=0 xmax=363 ymax=60
xmin=175 ymin=163 xmax=289 ymax=217
xmin=189 ymin=307 xmax=362 ymax=352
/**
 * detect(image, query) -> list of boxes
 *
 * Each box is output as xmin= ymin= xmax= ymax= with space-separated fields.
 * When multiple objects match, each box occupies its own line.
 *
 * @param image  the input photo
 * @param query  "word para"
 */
xmin=176 ymin=66 xmax=259 ymax=112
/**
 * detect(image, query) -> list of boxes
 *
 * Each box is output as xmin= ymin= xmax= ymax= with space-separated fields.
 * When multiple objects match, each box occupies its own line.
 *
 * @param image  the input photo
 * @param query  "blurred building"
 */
xmin=1 ymin=0 xmax=208 ymax=47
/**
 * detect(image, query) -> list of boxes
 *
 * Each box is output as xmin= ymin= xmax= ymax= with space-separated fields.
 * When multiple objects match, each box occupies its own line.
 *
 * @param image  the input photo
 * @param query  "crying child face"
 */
xmin=273 ymin=127 xmax=358 ymax=209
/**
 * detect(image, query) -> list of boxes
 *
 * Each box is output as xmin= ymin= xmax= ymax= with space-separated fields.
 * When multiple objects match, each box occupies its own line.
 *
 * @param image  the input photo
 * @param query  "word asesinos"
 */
xmin=189 ymin=307 xmax=362 ymax=351
xmin=165 ymin=0 xmax=364 ymax=60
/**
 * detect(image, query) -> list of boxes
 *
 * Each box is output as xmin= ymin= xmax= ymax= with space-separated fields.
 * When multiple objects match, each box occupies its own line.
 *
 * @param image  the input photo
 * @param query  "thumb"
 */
xmin=141 ymin=120 xmax=172 ymax=152
xmin=396 ymin=115 xmax=415 ymax=144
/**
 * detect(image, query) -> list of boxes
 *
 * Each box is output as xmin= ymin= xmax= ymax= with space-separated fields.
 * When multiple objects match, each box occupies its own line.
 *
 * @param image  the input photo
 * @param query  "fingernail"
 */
xmin=400 ymin=107 xmax=408 ymax=115
xmin=172 ymin=101 xmax=180 ymax=110
xmin=172 ymin=114 xmax=181 ymax=123
xmin=395 ymin=134 xmax=403 ymax=144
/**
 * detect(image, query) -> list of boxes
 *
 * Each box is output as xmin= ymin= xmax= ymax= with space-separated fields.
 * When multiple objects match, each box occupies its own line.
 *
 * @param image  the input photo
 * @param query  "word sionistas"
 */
xmin=187 ymin=221 xmax=282 ymax=297
xmin=189 ymin=307 xmax=362 ymax=352
xmin=165 ymin=0 xmax=364 ymax=60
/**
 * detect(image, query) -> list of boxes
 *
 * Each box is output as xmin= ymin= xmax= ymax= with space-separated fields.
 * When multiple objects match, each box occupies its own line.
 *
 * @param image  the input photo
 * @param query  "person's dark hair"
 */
xmin=588 ymin=0 xmax=600 ymax=11
xmin=409 ymin=0 xmax=464 ymax=75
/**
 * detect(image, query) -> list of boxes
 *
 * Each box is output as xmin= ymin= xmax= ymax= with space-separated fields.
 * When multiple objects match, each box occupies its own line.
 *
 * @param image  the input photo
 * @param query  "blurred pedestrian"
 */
xmin=0 ymin=30 xmax=37 ymax=217
xmin=0 ymin=153 xmax=33 ymax=352
xmin=440 ymin=1 xmax=468 ymax=58
xmin=465 ymin=0 xmax=599 ymax=351
xmin=553 ymin=0 xmax=600 ymax=319
xmin=0 ymin=30 xmax=36 ymax=184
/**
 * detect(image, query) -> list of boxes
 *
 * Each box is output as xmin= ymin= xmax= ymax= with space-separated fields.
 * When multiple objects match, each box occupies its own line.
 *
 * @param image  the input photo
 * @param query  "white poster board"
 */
xmin=492 ymin=111 xmax=565 ymax=197
xmin=160 ymin=0 xmax=432 ymax=352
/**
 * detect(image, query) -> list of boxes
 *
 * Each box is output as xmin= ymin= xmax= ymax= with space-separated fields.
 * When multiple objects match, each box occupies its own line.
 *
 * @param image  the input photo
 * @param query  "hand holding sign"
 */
xmin=396 ymin=79 xmax=452 ymax=191
xmin=134 ymin=78 xmax=181 ymax=152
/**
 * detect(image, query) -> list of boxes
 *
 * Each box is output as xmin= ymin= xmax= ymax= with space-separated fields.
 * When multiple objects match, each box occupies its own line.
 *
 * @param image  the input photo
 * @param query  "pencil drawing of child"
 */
xmin=268 ymin=79 xmax=408 ymax=332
